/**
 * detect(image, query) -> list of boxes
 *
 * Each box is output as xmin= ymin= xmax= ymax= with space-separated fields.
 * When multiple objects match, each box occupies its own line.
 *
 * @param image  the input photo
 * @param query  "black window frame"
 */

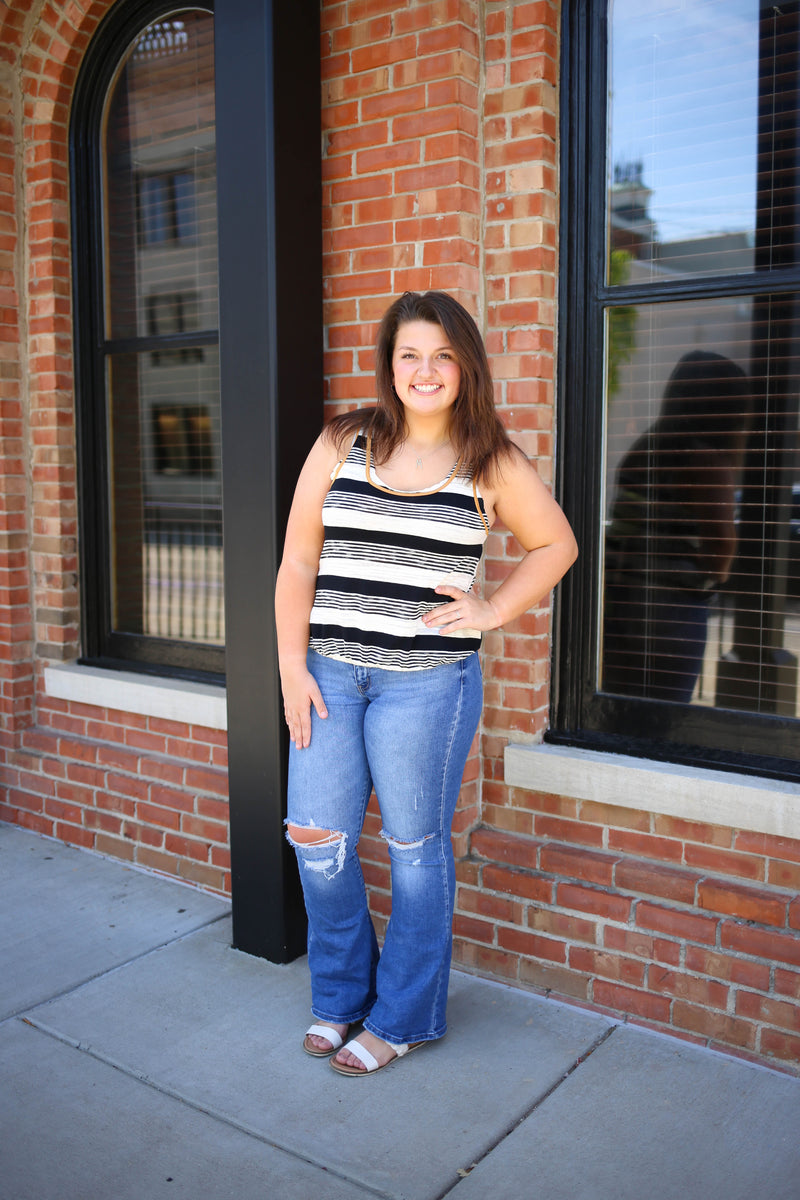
xmin=552 ymin=0 xmax=800 ymax=784
xmin=71 ymin=0 xmax=223 ymax=681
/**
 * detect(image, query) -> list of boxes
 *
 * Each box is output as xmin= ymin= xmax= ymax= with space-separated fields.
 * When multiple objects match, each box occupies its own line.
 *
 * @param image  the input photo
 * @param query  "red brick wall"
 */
xmin=480 ymin=0 xmax=559 ymax=759
xmin=0 ymin=0 xmax=232 ymax=895
xmin=0 ymin=1 xmax=35 ymax=744
xmin=454 ymin=791 xmax=800 ymax=1069
xmin=0 ymin=0 xmax=797 ymax=1075
xmin=5 ymin=703 xmax=229 ymax=890
xmin=321 ymin=0 xmax=483 ymax=406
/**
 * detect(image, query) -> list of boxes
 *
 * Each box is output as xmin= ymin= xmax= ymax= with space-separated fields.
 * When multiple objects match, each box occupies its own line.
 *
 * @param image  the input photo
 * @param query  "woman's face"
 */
xmin=391 ymin=320 xmax=461 ymax=421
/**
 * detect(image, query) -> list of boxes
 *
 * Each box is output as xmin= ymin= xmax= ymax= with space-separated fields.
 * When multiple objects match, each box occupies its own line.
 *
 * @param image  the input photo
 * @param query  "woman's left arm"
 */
xmin=423 ymin=449 xmax=578 ymax=635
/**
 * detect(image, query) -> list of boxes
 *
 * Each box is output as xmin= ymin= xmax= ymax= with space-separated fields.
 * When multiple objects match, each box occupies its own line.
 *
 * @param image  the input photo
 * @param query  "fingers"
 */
xmin=423 ymin=593 xmax=474 ymax=634
xmin=423 ymin=586 xmax=498 ymax=635
xmin=436 ymin=612 xmax=464 ymax=635
xmin=284 ymin=704 xmax=312 ymax=750
xmin=310 ymin=682 xmax=328 ymax=722
xmin=427 ymin=585 xmax=466 ymax=629
xmin=283 ymin=678 xmax=328 ymax=750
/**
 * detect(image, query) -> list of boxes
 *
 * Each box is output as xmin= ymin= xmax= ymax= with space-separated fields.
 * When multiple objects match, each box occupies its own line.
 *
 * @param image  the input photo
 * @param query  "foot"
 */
xmin=305 ymin=1022 xmax=349 ymax=1054
xmin=332 ymin=1030 xmax=398 ymax=1073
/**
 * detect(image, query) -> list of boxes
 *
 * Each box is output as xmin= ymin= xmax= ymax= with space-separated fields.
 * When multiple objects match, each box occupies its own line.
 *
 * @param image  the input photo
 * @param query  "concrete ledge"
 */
xmin=504 ymin=742 xmax=800 ymax=841
xmin=44 ymin=663 xmax=227 ymax=731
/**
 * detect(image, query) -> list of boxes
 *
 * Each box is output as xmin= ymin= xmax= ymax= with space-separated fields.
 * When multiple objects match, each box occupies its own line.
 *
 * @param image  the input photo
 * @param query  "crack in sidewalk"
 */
xmin=1 ymin=910 xmax=231 ymax=1026
xmin=435 ymin=1023 xmax=619 ymax=1199
xmin=14 ymin=1013 xmax=396 ymax=1200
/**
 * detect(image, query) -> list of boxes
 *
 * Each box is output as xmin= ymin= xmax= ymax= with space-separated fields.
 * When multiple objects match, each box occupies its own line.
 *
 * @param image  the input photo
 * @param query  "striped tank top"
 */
xmin=309 ymin=433 xmax=491 ymax=670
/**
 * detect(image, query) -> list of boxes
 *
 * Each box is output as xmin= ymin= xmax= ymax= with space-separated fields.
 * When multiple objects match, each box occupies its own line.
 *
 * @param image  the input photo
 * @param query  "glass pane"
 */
xmin=104 ymin=11 xmax=218 ymax=340
xmin=107 ymin=349 xmax=224 ymax=645
xmin=608 ymin=1 xmax=800 ymax=283
xmin=601 ymin=297 xmax=800 ymax=716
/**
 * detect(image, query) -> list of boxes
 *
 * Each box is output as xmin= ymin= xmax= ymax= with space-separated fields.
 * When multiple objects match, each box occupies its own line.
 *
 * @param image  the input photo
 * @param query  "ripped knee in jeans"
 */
xmin=380 ymin=828 xmax=436 ymax=864
xmin=285 ymin=822 xmax=347 ymax=878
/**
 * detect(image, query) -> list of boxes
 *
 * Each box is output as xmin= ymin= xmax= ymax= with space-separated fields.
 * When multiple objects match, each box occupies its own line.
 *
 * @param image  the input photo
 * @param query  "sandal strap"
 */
xmin=306 ymin=1024 xmax=345 ymax=1051
xmin=341 ymin=1037 xmax=415 ymax=1071
xmin=340 ymin=1038 xmax=380 ymax=1072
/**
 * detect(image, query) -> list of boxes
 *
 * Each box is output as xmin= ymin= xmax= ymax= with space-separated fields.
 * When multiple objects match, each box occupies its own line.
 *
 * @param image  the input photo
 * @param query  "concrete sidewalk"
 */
xmin=2 ymin=821 xmax=799 ymax=1200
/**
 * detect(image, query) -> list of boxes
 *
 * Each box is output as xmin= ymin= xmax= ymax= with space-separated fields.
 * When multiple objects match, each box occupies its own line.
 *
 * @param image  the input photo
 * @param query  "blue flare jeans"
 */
xmin=286 ymin=648 xmax=482 ymax=1045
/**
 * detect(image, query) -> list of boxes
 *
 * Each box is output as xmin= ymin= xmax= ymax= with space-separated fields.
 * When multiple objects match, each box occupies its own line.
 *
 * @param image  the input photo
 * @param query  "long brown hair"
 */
xmin=325 ymin=291 xmax=516 ymax=482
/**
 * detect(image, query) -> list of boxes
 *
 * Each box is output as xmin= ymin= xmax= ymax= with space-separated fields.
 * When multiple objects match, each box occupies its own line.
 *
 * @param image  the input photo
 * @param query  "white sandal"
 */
xmin=303 ymin=1023 xmax=348 ymax=1057
xmin=329 ymin=1036 xmax=424 ymax=1076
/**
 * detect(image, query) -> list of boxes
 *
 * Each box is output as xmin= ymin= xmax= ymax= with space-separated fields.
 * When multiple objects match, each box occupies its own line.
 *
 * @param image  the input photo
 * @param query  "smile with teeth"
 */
xmin=413 ymin=383 xmax=442 ymax=393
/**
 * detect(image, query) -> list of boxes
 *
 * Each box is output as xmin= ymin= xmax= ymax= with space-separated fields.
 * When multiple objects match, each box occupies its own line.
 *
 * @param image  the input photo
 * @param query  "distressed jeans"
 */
xmin=286 ymin=648 xmax=482 ymax=1045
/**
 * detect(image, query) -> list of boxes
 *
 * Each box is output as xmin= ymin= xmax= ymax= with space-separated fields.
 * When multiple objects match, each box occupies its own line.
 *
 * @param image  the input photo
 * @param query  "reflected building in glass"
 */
xmin=103 ymin=12 xmax=223 ymax=648
xmin=599 ymin=0 xmax=799 ymax=719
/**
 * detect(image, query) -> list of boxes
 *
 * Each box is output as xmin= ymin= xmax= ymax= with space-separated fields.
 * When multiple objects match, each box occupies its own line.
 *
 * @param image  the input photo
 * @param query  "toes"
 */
xmin=338 ymin=1036 xmax=396 ymax=1071
xmin=335 ymin=1049 xmax=365 ymax=1070
xmin=306 ymin=1022 xmax=348 ymax=1054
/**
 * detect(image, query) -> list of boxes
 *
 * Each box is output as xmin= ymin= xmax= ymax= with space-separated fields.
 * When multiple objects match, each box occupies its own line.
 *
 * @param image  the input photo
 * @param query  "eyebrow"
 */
xmin=395 ymin=344 xmax=455 ymax=353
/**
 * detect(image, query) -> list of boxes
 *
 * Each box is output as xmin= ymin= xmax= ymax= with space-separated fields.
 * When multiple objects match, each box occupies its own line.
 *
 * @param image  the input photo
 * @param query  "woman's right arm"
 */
xmin=275 ymin=432 xmax=341 ymax=748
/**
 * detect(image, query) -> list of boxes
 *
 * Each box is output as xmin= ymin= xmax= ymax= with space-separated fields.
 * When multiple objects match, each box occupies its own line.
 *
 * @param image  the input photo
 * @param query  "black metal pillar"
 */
xmin=215 ymin=0 xmax=322 ymax=960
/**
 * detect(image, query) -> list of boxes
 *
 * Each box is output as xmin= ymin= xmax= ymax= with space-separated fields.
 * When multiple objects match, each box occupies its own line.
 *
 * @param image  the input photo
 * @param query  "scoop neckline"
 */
xmin=364 ymin=434 xmax=463 ymax=497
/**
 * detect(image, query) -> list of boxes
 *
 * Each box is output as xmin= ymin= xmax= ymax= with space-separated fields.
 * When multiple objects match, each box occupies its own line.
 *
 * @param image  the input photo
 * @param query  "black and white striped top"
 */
xmin=309 ymin=433 xmax=491 ymax=671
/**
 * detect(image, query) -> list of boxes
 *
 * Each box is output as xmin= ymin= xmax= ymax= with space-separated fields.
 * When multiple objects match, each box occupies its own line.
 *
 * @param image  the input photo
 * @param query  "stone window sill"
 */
xmin=504 ymin=743 xmax=800 ymax=841
xmin=44 ymin=663 xmax=227 ymax=732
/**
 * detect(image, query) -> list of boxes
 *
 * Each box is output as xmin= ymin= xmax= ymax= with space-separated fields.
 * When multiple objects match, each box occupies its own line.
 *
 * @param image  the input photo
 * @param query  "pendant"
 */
xmin=416 ymin=457 xmax=423 ymax=469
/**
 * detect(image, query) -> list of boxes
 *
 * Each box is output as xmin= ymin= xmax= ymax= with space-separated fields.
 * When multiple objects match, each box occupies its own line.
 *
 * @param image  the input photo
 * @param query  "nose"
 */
xmin=416 ymin=356 xmax=437 ymax=375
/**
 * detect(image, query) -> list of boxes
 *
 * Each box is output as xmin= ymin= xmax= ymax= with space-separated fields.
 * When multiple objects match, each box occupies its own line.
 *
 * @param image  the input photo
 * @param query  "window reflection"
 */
xmin=607 ymin=0 xmax=768 ymax=282
xmin=602 ymin=1 xmax=800 ymax=722
xmin=108 ymin=350 xmax=223 ymax=646
xmin=603 ymin=349 xmax=751 ymax=702
xmin=139 ymin=171 xmax=198 ymax=245
xmin=102 ymin=10 xmax=222 ymax=649
xmin=146 ymin=291 xmax=204 ymax=363
xmin=104 ymin=13 xmax=217 ymax=340
xmin=601 ymin=298 xmax=800 ymax=716
xmin=152 ymin=404 xmax=214 ymax=475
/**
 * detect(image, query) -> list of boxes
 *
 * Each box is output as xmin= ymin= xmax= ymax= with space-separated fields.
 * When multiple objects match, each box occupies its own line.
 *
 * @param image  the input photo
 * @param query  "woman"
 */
xmin=602 ymin=351 xmax=750 ymax=703
xmin=275 ymin=291 xmax=577 ymax=1076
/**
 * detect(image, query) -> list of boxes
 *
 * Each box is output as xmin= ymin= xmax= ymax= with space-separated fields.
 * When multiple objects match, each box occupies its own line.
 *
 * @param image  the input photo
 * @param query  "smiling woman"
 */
xmin=275 ymin=289 xmax=577 ymax=1076
xmin=390 ymin=321 xmax=462 ymax=432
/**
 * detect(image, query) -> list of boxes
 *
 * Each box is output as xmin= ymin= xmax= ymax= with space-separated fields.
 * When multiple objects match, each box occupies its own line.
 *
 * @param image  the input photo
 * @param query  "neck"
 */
xmin=403 ymin=417 xmax=452 ymax=451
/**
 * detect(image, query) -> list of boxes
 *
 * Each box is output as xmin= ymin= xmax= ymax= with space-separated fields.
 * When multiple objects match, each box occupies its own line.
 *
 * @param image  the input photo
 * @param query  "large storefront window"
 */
xmin=554 ymin=0 xmax=799 ymax=779
xmin=72 ymin=4 xmax=223 ymax=676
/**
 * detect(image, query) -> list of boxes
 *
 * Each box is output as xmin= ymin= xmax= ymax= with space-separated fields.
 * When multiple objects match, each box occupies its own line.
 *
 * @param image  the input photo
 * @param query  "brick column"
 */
xmin=0 ymin=6 xmax=34 ymax=742
xmin=481 ymin=0 xmax=560 ymax=759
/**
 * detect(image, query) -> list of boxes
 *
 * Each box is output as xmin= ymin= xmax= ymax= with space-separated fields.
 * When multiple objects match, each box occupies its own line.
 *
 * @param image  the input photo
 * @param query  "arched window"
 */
xmin=72 ymin=2 xmax=223 ymax=677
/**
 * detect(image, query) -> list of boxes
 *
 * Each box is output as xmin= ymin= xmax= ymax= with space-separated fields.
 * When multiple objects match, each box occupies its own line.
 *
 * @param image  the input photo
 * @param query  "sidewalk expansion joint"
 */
xmin=13 ymin=1014 xmax=395 ymax=1200
xmin=435 ymin=1023 xmax=620 ymax=1199
xmin=0 ymin=911 xmax=231 ymax=1027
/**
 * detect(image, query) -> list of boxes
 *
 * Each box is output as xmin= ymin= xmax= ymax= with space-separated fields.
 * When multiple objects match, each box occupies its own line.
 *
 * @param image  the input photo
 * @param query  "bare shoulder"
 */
xmin=287 ymin=430 xmax=344 ymax=521
xmin=320 ymin=409 xmax=373 ymax=459
xmin=319 ymin=421 xmax=352 ymax=456
xmin=301 ymin=427 xmax=346 ymax=477
xmin=481 ymin=443 xmax=543 ymax=513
